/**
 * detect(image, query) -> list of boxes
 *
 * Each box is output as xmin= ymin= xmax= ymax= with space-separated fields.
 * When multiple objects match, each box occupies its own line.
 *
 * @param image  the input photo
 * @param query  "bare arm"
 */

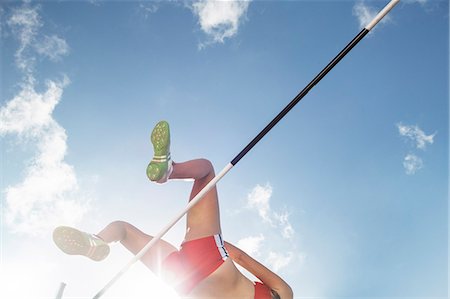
xmin=225 ymin=241 xmax=293 ymax=299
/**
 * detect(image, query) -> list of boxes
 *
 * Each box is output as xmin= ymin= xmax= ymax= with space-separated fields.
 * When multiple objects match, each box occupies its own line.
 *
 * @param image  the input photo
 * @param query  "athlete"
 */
xmin=53 ymin=121 xmax=293 ymax=299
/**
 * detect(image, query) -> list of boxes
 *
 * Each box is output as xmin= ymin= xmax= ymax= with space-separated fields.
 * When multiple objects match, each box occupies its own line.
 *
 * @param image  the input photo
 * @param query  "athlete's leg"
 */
xmin=97 ymin=221 xmax=177 ymax=273
xmin=169 ymin=159 xmax=221 ymax=241
xmin=146 ymin=121 xmax=221 ymax=240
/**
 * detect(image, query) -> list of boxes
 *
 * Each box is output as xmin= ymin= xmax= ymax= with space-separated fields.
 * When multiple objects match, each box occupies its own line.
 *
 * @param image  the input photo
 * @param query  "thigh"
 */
xmin=185 ymin=171 xmax=222 ymax=241
xmin=119 ymin=222 xmax=178 ymax=272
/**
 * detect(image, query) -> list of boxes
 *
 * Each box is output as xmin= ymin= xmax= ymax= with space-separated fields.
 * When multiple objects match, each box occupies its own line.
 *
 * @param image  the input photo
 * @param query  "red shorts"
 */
xmin=254 ymin=281 xmax=272 ymax=299
xmin=162 ymin=234 xmax=229 ymax=295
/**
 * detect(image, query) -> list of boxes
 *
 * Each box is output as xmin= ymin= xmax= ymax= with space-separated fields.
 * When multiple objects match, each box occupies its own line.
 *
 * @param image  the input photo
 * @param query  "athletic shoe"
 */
xmin=53 ymin=226 xmax=110 ymax=262
xmin=146 ymin=120 xmax=173 ymax=183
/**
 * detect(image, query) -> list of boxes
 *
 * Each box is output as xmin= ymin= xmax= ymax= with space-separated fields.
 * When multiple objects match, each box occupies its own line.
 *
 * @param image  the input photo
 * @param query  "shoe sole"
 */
xmin=53 ymin=226 xmax=109 ymax=262
xmin=151 ymin=121 xmax=170 ymax=156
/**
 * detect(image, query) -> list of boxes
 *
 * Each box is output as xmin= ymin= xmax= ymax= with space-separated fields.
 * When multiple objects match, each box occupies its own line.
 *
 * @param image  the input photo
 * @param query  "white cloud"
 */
xmin=35 ymin=34 xmax=70 ymax=61
xmin=6 ymin=4 xmax=42 ymax=82
xmin=397 ymin=123 xmax=435 ymax=150
xmin=396 ymin=123 xmax=435 ymax=175
xmin=352 ymin=1 xmax=391 ymax=29
xmin=247 ymin=183 xmax=272 ymax=223
xmin=403 ymin=154 xmax=423 ymax=175
xmin=266 ymin=251 xmax=294 ymax=272
xmin=0 ymin=79 xmax=66 ymax=136
xmin=6 ymin=4 xmax=70 ymax=77
xmin=191 ymin=0 xmax=250 ymax=47
xmin=236 ymin=234 xmax=265 ymax=257
xmin=274 ymin=211 xmax=295 ymax=239
xmin=247 ymin=184 xmax=296 ymax=240
xmin=139 ymin=2 xmax=160 ymax=19
xmin=239 ymin=185 xmax=302 ymax=274
xmin=1 ymin=80 xmax=90 ymax=236
xmin=2 ymin=4 xmax=90 ymax=236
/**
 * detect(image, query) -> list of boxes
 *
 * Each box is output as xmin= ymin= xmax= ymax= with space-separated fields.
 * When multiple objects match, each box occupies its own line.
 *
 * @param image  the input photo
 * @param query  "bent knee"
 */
xmin=109 ymin=220 xmax=138 ymax=238
xmin=110 ymin=220 xmax=130 ymax=228
xmin=200 ymin=158 xmax=215 ymax=175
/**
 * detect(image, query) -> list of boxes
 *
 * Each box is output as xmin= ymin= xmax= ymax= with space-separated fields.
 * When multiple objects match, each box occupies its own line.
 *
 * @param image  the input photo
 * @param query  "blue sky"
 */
xmin=0 ymin=1 xmax=448 ymax=298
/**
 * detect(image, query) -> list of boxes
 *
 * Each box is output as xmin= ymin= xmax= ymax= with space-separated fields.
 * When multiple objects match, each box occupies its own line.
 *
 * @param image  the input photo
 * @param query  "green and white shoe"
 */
xmin=146 ymin=120 xmax=173 ymax=183
xmin=52 ymin=226 xmax=110 ymax=262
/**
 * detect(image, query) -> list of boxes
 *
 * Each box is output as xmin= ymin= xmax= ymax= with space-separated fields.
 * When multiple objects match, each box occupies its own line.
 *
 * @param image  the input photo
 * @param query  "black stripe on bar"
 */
xmin=231 ymin=28 xmax=370 ymax=166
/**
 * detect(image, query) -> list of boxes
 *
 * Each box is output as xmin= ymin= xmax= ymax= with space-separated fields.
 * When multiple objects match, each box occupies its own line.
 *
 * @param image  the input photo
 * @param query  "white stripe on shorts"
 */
xmin=214 ymin=234 xmax=229 ymax=261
